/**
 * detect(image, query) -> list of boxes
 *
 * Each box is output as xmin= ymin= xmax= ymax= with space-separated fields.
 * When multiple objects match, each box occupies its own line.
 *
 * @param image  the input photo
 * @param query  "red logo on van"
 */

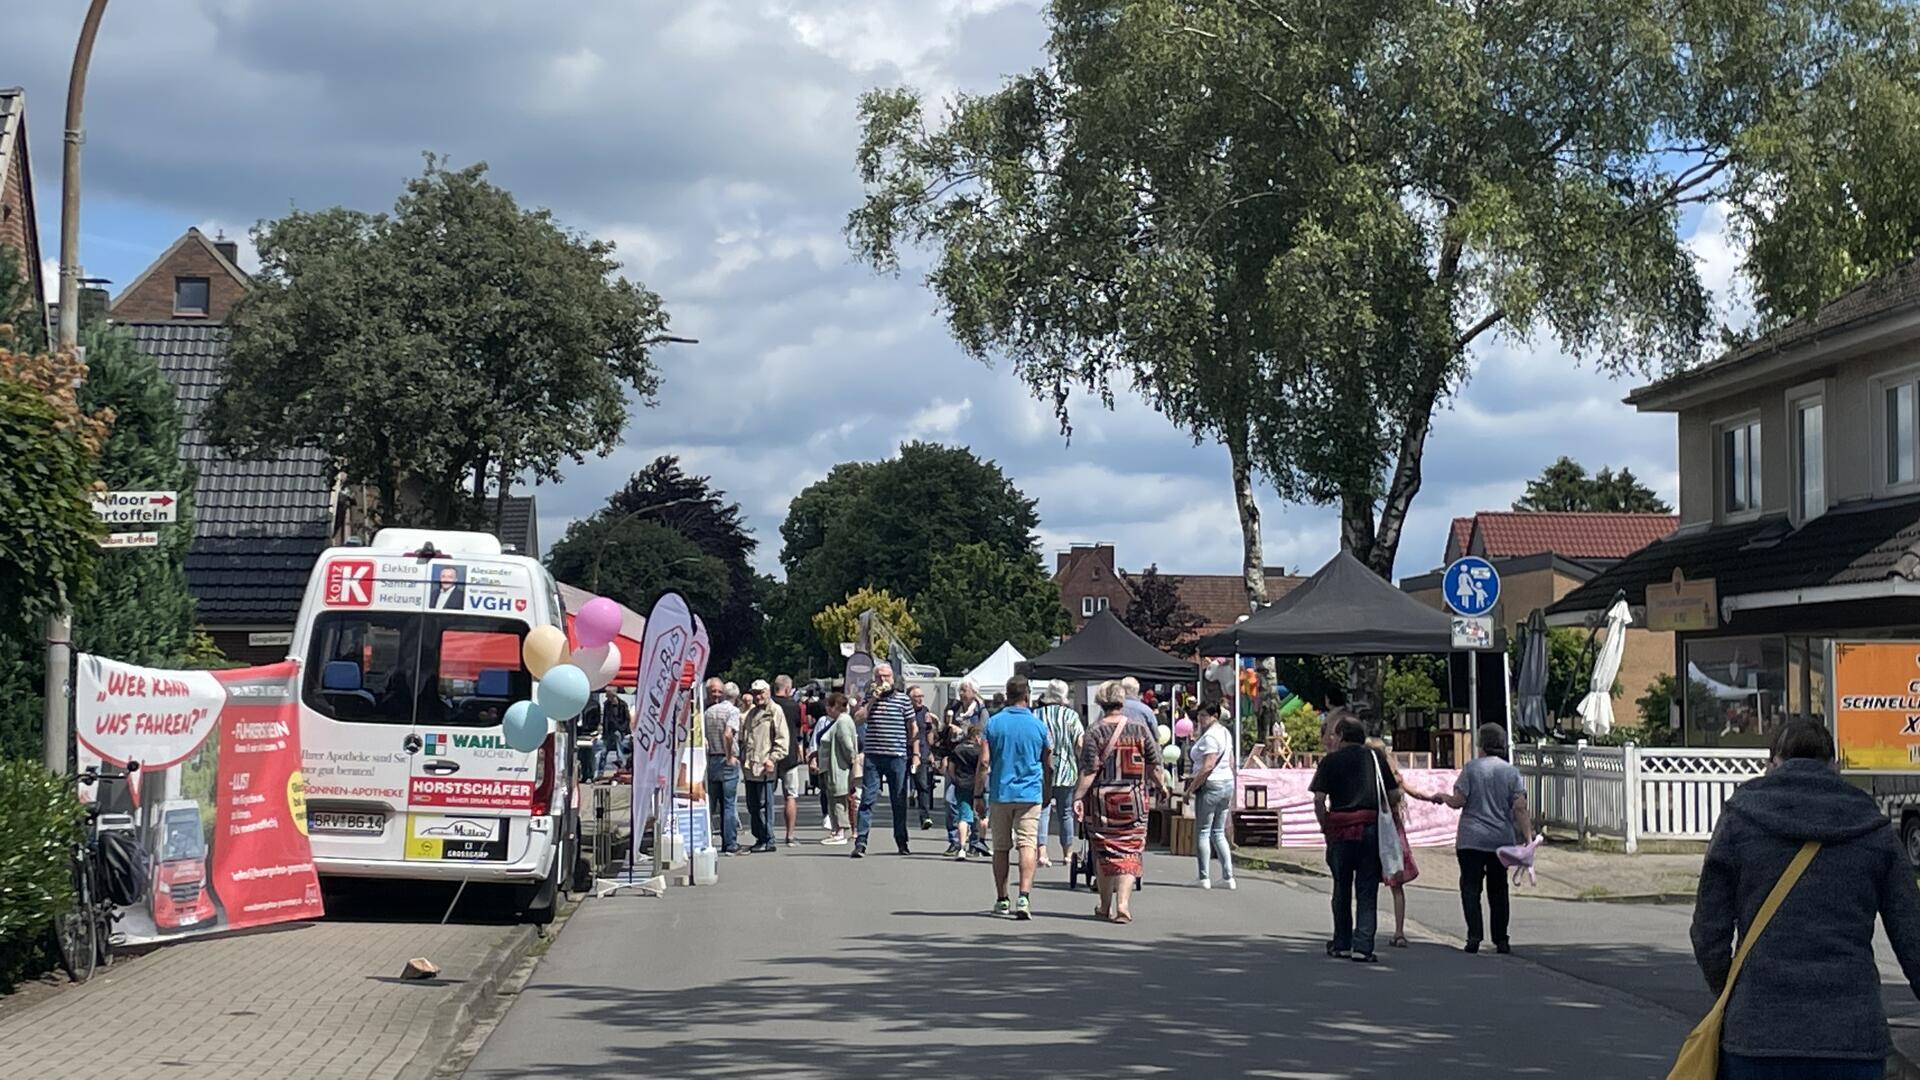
xmin=514 ymin=598 xmax=527 ymax=612
xmin=324 ymin=560 xmax=374 ymax=607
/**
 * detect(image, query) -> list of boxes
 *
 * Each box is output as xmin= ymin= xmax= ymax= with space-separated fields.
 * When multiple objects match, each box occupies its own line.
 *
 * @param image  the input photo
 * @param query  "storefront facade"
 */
xmin=1548 ymin=257 xmax=1920 ymax=750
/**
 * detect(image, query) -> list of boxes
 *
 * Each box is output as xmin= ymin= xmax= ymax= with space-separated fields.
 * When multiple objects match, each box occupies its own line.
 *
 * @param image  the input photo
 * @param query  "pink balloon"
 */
xmin=1173 ymin=717 xmax=1195 ymax=739
xmin=575 ymin=596 xmax=623 ymax=649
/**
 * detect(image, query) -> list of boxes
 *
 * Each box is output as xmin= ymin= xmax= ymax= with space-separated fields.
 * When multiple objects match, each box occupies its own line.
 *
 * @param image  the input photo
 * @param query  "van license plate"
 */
xmin=309 ymin=811 xmax=386 ymax=835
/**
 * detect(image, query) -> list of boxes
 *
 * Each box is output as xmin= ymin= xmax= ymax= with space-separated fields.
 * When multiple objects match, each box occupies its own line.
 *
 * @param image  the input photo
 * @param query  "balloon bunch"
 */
xmin=501 ymin=596 xmax=625 ymax=753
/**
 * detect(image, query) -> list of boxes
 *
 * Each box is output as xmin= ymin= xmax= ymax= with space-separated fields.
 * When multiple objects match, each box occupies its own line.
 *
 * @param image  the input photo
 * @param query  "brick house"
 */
xmin=1053 ymin=541 xmax=1304 ymax=640
xmin=1403 ymin=511 xmax=1679 ymax=721
xmin=0 ymin=87 xmax=47 ymax=341
xmin=109 ymin=227 xmax=249 ymax=323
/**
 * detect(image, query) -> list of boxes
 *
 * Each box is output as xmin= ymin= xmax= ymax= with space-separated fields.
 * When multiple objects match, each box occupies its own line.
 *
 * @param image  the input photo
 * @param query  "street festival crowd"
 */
xmin=577 ymin=663 xmax=1920 ymax=1077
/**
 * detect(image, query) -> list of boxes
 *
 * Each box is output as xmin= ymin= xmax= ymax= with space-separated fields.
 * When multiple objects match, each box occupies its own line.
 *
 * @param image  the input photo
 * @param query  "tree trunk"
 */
xmin=1228 ymin=429 xmax=1266 ymax=613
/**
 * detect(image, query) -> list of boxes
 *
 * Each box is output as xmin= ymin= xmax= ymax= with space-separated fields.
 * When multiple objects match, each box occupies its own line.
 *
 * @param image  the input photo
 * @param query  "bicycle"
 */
xmin=52 ymin=763 xmax=136 ymax=983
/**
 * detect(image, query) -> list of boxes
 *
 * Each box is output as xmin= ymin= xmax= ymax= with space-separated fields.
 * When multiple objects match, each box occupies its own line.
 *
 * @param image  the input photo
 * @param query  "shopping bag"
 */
xmin=1373 ymin=751 xmax=1404 ymax=881
xmin=1666 ymin=841 xmax=1818 ymax=1079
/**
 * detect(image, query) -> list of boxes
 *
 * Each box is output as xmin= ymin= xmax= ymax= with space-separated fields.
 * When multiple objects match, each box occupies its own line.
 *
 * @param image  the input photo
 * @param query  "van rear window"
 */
xmin=304 ymin=612 xmax=532 ymax=727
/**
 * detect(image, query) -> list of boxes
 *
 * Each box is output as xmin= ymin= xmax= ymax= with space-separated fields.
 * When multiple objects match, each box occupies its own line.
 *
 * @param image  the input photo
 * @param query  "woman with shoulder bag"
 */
xmin=1184 ymin=702 xmax=1237 ymax=891
xmin=1682 ymin=720 xmax=1920 ymax=1080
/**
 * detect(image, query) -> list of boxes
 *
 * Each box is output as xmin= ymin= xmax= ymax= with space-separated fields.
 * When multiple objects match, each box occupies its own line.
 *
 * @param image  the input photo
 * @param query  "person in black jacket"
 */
xmin=1691 ymin=719 xmax=1920 ymax=1078
xmin=596 ymin=688 xmax=632 ymax=772
xmin=774 ymin=675 xmax=806 ymax=846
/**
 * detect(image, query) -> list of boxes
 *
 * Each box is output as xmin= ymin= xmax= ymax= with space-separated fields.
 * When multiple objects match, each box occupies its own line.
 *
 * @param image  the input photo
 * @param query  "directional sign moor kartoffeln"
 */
xmin=91 ymin=490 xmax=178 ymax=525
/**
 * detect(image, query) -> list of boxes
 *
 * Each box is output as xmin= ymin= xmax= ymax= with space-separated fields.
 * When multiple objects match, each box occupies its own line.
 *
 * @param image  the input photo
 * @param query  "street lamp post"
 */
xmin=44 ymin=0 xmax=112 ymax=774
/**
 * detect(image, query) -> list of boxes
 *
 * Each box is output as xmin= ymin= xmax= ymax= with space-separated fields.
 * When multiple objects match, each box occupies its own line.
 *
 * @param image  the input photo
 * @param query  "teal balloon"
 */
xmin=535 ymin=663 xmax=591 ymax=720
xmin=503 ymin=700 xmax=548 ymax=753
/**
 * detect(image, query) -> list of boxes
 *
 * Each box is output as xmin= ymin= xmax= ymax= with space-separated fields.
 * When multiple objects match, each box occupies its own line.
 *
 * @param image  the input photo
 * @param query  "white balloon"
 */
xmin=575 ymin=641 xmax=622 ymax=691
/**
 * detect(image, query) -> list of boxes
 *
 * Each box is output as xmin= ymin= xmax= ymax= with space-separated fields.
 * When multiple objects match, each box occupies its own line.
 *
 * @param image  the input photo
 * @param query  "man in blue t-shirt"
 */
xmin=976 ymin=676 xmax=1051 ymax=920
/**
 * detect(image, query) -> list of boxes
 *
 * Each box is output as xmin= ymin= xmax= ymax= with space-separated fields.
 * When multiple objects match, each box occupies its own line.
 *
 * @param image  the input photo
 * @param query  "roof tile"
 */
xmin=1464 ymin=512 xmax=1679 ymax=561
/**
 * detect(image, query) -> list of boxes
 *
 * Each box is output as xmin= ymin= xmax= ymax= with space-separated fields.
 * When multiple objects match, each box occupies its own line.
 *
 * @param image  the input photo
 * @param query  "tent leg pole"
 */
xmin=1502 ymin=651 xmax=1514 ymax=748
xmin=1232 ymin=652 xmax=1243 ymax=766
xmin=1469 ymin=654 xmax=1481 ymax=737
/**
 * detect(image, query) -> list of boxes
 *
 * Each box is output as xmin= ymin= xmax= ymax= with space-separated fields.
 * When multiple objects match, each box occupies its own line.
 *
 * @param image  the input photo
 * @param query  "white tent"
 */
xmin=1576 ymin=599 xmax=1632 ymax=737
xmin=959 ymin=641 xmax=1027 ymax=696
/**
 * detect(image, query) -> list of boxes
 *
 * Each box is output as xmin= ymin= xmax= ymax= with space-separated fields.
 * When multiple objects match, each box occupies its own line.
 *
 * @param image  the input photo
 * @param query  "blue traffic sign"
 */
xmin=1443 ymin=557 xmax=1501 ymax=617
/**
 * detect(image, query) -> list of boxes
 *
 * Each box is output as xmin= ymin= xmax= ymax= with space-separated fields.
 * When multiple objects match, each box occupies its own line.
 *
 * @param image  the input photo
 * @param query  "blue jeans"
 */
xmin=707 ymin=764 xmax=739 ymax=852
xmin=745 ymin=777 xmax=776 ymax=847
xmin=1193 ymin=779 xmax=1234 ymax=883
xmin=1036 ymin=784 xmax=1077 ymax=855
xmin=858 ymin=754 xmax=911 ymax=851
xmin=1721 ymin=1054 xmax=1883 ymax=1080
xmin=943 ymin=779 xmax=961 ymax=847
xmin=1326 ymin=827 xmax=1382 ymax=956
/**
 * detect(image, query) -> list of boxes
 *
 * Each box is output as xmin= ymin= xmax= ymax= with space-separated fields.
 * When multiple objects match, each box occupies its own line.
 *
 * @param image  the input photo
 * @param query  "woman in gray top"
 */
xmin=1425 ymin=723 xmax=1530 ymax=954
xmin=1691 ymin=720 xmax=1920 ymax=1079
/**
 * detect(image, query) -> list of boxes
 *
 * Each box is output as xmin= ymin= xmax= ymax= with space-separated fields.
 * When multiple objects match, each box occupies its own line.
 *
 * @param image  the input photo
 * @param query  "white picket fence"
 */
xmin=1512 ymin=743 xmax=1768 ymax=852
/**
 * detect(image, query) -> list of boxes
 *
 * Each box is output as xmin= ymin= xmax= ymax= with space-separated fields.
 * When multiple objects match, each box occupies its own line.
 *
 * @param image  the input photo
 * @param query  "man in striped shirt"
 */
xmin=1034 ymin=680 xmax=1085 ymax=868
xmin=853 ymin=662 xmax=920 ymax=858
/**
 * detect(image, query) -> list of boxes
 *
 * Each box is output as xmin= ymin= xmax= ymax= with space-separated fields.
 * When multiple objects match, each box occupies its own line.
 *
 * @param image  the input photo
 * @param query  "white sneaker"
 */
xmin=820 ymin=816 xmax=831 ymax=829
xmin=1223 ymin=878 xmax=1237 ymax=891
xmin=1191 ymin=877 xmax=1212 ymax=890
xmin=821 ymin=834 xmax=848 ymax=846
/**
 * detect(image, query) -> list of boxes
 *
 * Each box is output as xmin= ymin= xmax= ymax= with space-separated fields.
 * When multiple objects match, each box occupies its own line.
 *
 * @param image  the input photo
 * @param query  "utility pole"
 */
xmin=44 ymin=0 xmax=112 ymax=774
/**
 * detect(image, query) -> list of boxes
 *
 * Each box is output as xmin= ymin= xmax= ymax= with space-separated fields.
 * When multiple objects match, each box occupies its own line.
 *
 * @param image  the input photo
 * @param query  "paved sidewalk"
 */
xmin=1234 ymin=842 xmax=1704 ymax=901
xmin=0 ymin=918 xmax=527 ymax=1080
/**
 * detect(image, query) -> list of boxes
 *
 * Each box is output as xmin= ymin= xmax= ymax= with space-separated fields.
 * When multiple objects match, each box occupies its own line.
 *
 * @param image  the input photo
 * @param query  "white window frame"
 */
xmin=1096 ymin=596 xmax=1110 ymax=612
xmin=1713 ymin=411 xmax=1764 ymax=523
xmin=1081 ymin=596 xmax=1095 ymax=617
xmin=1873 ymin=364 xmax=1920 ymax=498
xmin=1787 ymin=380 xmax=1829 ymax=525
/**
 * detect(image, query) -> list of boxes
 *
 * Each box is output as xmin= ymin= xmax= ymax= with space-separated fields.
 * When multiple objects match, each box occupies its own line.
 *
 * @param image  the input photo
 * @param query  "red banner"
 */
xmin=211 ymin=662 xmax=325 ymax=930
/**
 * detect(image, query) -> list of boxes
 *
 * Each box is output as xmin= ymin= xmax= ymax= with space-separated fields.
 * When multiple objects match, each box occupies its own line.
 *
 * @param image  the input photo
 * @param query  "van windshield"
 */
xmin=304 ymin=611 xmax=532 ymax=728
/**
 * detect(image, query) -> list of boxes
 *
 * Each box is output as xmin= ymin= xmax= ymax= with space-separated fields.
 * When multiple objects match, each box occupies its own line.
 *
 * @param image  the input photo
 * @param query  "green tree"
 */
xmin=1514 ymin=457 xmax=1672 ymax=514
xmin=0 ymin=245 xmax=46 ymax=352
xmin=546 ymin=516 xmax=731 ymax=634
xmin=600 ymin=456 xmax=758 ymax=670
xmin=812 ymin=587 xmax=919 ymax=659
xmin=850 ymin=0 xmax=1920 ymax=584
xmin=210 ymin=158 xmax=671 ymax=528
xmin=1120 ymin=565 xmax=1205 ymax=655
xmin=722 ymin=574 xmax=819 ymax=684
xmin=779 ymin=442 xmax=1040 ymax=616
xmin=915 ymin=542 xmax=1070 ymax=671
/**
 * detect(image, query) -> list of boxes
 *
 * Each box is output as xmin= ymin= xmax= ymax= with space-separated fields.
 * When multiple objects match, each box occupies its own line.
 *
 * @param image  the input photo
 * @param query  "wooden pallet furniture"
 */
xmin=1230 ymin=809 xmax=1280 ymax=848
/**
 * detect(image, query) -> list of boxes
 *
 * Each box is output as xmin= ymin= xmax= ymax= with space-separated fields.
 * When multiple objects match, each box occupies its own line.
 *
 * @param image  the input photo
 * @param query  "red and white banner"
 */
xmin=630 ymin=593 xmax=693 ymax=848
xmin=76 ymin=655 xmax=324 ymax=943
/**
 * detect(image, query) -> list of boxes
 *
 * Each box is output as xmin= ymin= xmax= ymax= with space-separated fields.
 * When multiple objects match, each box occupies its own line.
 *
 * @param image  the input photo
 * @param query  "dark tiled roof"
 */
xmin=1159 ymin=570 xmax=1305 ymax=633
xmin=1548 ymin=498 xmax=1920 ymax=615
xmin=125 ymin=322 xmax=334 ymax=624
xmin=1630 ymin=256 xmax=1920 ymax=405
xmin=486 ymin=495 xmax=539 ymax=556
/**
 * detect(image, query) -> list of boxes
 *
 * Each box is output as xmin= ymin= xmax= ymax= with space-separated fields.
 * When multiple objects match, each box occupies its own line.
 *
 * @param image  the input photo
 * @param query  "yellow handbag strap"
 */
xmin=1720 ymin=841 xmax=1820 ymax=996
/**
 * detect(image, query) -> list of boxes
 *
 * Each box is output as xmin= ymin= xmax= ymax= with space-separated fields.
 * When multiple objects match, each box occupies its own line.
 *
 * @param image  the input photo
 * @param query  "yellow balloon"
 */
xmin=523 ymin=625 xmax=569 ymax=679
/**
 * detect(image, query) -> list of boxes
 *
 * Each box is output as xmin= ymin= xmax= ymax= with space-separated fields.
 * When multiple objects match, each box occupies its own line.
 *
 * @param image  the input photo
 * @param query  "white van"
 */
xmin=290 ymin=528 xmax=578 ymax=922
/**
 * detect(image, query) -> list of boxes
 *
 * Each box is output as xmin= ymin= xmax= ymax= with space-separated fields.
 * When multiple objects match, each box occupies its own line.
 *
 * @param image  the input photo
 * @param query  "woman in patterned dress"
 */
xmin=1073 ymin=680 xmax=1168 ymax=923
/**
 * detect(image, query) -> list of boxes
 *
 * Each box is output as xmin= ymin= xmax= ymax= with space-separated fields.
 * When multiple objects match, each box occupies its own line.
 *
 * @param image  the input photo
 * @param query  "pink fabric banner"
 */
xmin=1235 ymin=768 xmax=1463 ymax=848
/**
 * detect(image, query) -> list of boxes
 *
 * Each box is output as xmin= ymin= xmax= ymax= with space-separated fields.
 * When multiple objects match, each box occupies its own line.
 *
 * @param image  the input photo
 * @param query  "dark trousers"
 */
xmin=912 ymin=762 xmax=936 ymax=817
xmin=857 ymin=753 xmax=910 ymax=851
xmin=818 ymin=780 xmax=834 ymax=822
xmin=1326 ymin=828 xmax=1382 ymax=956
xmin=1721 ymin=1054 xmax=1883 ymax=1080
xmin=707 ymin=764 xmax=740 ymax=852
xmin=1457 ymin=848 xmax=1510 ymax=946
xmin=744 ymin=778 xmax=776 ymax=847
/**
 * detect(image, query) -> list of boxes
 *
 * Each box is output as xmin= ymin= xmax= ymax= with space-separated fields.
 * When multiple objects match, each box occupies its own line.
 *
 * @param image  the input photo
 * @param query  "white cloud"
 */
xmin=904 ymin=396 xmax=973 ymax=439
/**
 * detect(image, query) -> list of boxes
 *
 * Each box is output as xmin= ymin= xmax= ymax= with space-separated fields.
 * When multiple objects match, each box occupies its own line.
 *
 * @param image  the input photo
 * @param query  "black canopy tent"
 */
xmin=1194 ymin=552 xmax=1508 ymax=755
xmin=1022 ymin=610 xmax=1195 ymax=683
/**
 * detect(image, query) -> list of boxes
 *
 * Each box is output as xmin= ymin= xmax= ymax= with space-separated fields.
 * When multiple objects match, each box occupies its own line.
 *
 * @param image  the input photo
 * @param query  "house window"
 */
xmin=1720 ymin=418 xmax=1761 ymax=516
xmin=173 ymin=276 xmax=210 ymax=317
xmin=1081 ymin=596 xmax=1094 ymax=617
xmin=1793 ymin=396 xmax=1825 ymax=522
xmin=1096 ymin=596 xmax=1110 ymax=612
xmin=1888 ymin=381 xmax=1918 ymax=487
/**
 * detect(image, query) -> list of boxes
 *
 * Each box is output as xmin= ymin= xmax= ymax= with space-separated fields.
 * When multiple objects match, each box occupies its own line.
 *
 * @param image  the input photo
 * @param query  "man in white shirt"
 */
xmin=702 ymin=678 xmax=744 ymax=854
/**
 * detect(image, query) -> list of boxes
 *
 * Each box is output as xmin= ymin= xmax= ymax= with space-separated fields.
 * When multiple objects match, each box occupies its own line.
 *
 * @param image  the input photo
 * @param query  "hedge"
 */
xmin=0 ymin=758 xmax=84 ymax=990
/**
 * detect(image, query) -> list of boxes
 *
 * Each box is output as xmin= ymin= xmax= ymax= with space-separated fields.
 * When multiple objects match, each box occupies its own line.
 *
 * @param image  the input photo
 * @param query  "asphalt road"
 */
xmin=464 ymin=809 xmax=1690 ymax=1079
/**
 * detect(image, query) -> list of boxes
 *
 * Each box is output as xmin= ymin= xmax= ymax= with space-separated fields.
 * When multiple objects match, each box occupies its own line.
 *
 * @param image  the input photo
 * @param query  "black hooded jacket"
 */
xmin=1691 ymin=759 xmax=1920 ymax=1059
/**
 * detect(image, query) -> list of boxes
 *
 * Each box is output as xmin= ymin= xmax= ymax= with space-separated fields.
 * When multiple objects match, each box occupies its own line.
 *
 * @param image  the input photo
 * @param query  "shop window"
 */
xmin=1793 ymin=397 xmax=1825 ymax=523
xmin=1683 ymin=636 xmax=1788 ymax=747
xmin=1719 ymin=418 xmax=1761 ymax=517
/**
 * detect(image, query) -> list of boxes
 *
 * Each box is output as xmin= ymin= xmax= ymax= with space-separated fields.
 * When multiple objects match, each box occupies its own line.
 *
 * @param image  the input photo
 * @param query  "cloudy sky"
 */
xmin=12 ymin=0 xmax=1746 ymax=581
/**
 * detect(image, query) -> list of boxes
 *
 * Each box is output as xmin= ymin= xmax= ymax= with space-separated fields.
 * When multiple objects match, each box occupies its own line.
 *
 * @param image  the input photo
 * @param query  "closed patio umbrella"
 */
xmin=1575 ymin=599 xmax=1632 ymax=737
xmin=1515 ymin=608 xmax=1549 ymax=739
